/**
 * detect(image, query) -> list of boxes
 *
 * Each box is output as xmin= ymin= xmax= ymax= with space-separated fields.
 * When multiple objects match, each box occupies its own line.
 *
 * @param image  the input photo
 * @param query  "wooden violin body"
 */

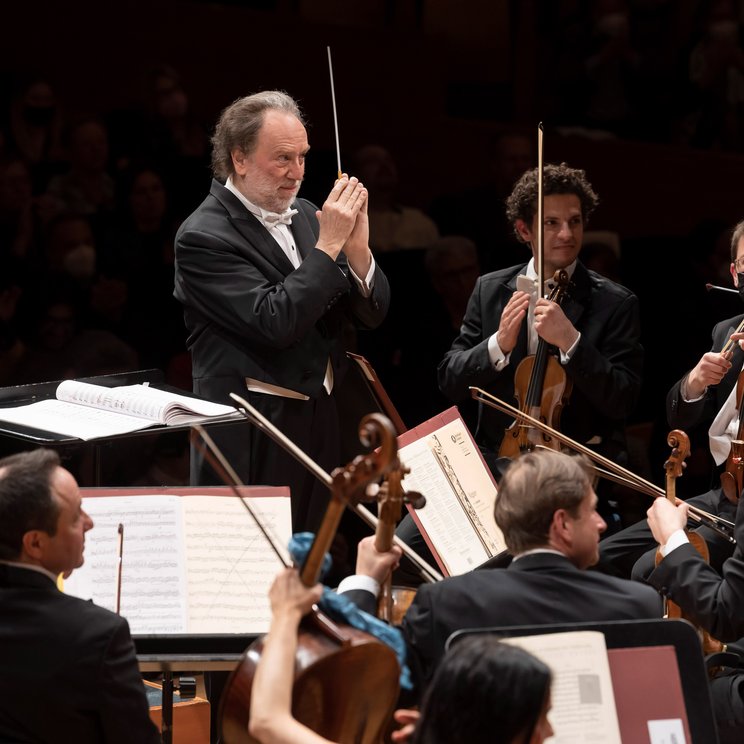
xmin=656 ymin=430 xmax=725 ymax=658
xmin=499 ymin=270 xmax=573 ymax=459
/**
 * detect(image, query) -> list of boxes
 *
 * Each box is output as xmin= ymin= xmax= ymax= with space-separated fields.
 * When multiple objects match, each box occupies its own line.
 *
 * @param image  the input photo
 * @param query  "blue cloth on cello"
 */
xmin=289 ymin=532 xmax=413 ymax=690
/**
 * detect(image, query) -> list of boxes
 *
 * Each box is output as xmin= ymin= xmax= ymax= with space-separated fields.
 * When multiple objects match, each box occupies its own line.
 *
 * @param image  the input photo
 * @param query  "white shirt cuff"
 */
xmin=680 ymin=374 xmax=707 ymax=402
xmin=560 ymin=331 xmax=581 ymax=363
xmin=661 ymin=528 xmax=689 ymax=557
xmin=347 ymin=255 xmax=376 ymax=298
xmin=488 ymin=333 xmax=509 ymax=370
xmin=337 ymin=574 xmax=380 ymax=597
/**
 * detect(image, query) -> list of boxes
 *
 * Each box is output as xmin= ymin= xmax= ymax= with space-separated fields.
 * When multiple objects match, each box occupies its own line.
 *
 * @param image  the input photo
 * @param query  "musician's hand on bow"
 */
xmin=685 ymin=351 xmax=733 ymax=399
xmin=390 ymin=708 xmax=420 ymax=742
xmin=497 ymin=291 xmax=530 ymax=354
xmin=647 ymin=498 xmax=689 ymax=549
xmin=316 ymin=174 xmax=367 ymax=260
xmin=356 ymin=535 xmax=402 ymax=584
xmin=534 ymin=298 xmax=579 ymax=354
xmin=269 ymin=567 xmax=323 ymax=624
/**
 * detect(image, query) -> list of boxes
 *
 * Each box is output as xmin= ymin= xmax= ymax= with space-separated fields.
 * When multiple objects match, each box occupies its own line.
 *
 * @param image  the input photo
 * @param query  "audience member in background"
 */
xmin=351 ymin=144 xmax=439 ymax=255
xmin=99 ymin=163 xmax=186 ymax=370
xmin=0 ymin=73 xmax=66 ymax=192
xmin=0 ymin=154 xmax=56 ymax=272
xmin=46 ymin=116 xmax=116 ymax=233
xmin=430 ymin=129 xmax=533 ymax=273
xmin=108 ymin=63 xmax=210 ymax=217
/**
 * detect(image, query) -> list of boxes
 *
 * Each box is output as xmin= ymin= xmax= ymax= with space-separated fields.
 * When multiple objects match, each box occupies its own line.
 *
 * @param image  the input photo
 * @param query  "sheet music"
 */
xmin=182 ymin=496 xmax=291 ymax=634
xmin=63 ymin=492 xmax=291 ymax=635
xmin=64 ymin=496 xmax=189 ymax=633
xmin=399 ymin=417 xmax=505 ymax=575
xmin=503 ymin=631 xmax=622 ymax=744
xmin=0 ymin=398 xmax=152 ymax=439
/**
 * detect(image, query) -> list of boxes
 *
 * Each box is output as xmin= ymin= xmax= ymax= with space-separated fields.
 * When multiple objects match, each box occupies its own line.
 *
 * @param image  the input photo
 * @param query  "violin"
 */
xmin=720 ymin=368 xmax=744 ymax=505
xmin=216 ymin=414 xmax=402 ymax=744
xmin=498 ymin=269 xmax=574 ymax=458
xmin=656 ymin=430 xmax=726 ymax=659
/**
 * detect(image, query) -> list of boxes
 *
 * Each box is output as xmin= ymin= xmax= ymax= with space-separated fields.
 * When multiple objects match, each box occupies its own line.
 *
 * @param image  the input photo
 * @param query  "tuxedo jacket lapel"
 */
xmin=210 ymin=181 xmax=296 ymax=275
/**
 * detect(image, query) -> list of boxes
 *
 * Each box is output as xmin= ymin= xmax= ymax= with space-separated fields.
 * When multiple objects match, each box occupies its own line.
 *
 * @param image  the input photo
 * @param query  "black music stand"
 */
xmin=136 ymin=635 xmax=251 ymax=744
xmin=0 ymin=369 xmax=236 ymax=485
xmin=447 ymin=618 xmax=719 ymax=744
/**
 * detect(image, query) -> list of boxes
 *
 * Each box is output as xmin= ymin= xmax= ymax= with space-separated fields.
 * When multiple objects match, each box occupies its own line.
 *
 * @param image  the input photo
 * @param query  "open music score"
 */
xmin=397 ymin=407 xmax=507 ymax=576
xmin=63 ymin=486 xmax=291 ymax=635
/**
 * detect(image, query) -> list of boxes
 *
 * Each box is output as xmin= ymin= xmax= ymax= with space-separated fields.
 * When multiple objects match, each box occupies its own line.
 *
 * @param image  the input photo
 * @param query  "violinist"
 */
xmin=646 ymin=497 xmax=744 ymax=744
xmin=598 ymin=219 xmax=744 ymax=580
xmin=344 ymin=450 xmax=661 ymax=700
xmin=437 ymin=162 xmax=643 ymax=517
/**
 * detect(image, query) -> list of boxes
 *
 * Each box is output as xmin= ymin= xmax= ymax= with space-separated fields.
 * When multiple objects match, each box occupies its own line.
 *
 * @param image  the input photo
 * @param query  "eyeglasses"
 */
xmin=735 ymin=256 xmax=744 ymax=272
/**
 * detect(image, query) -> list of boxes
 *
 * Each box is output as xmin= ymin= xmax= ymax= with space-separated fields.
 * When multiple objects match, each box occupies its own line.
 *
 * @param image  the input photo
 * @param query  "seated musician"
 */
xmin=0 ymin=449 xmax=160 ymax=744
xmin=647 ymin=496 xmax=744 ymax=744
xmin=342 ymin=449 xmax=662 ymax=700
xmin=250 ymin=567 xmax=554 ymax=744
xmin=598 ymin=219 xmax=744 ymax=579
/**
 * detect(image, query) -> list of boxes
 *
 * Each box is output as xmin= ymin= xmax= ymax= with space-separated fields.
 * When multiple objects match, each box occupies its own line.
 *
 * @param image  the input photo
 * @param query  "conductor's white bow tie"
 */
xmin=262 ymin=208 xmax=298 ymax=227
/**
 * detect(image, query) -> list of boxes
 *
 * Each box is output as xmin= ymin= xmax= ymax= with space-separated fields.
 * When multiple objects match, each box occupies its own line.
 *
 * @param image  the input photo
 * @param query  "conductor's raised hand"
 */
xmin=343 ymin=190 xmax=372 ymax=277
xmin=315 ymin=175 xmax=368 ymax=260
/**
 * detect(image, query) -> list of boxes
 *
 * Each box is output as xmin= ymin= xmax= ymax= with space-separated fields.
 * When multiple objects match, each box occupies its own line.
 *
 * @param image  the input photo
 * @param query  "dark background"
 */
xmin=2 ymin=0 xmax=744 ymax=497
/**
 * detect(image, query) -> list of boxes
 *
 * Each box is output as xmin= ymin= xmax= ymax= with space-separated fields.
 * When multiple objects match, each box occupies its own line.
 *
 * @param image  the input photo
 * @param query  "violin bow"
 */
xmin=190 ymin=425 xmax=292 ymax=568
xmin=471 ymin=386 xmax=736 ymax=542
xmin=537 ymin=121 xmax=545 ymax=292
xmin=115 ymin=523 xmax=124 ymax=615
xmin=229 ymin=392 xmax=443 ymax=583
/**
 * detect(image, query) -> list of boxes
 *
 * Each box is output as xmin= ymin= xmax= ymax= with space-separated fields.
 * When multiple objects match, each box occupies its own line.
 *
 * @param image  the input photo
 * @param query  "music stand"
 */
xmin=136 ymin=635 xmax=252 ymax=744
xmin=447 ymin=618 xmax=718 ymax=744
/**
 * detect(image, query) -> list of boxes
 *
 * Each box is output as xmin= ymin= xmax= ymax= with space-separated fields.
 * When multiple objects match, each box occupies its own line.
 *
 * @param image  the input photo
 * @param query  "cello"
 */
xmin=207 ymin=414 xmax=407 ymax=744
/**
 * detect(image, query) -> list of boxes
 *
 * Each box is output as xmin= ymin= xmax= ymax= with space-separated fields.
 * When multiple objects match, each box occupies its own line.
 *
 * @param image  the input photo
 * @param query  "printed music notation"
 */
xmin=63 ymin=489 xmax=291 ymax=635
xmin=397 ymin=409 xmax=506 ymax=577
